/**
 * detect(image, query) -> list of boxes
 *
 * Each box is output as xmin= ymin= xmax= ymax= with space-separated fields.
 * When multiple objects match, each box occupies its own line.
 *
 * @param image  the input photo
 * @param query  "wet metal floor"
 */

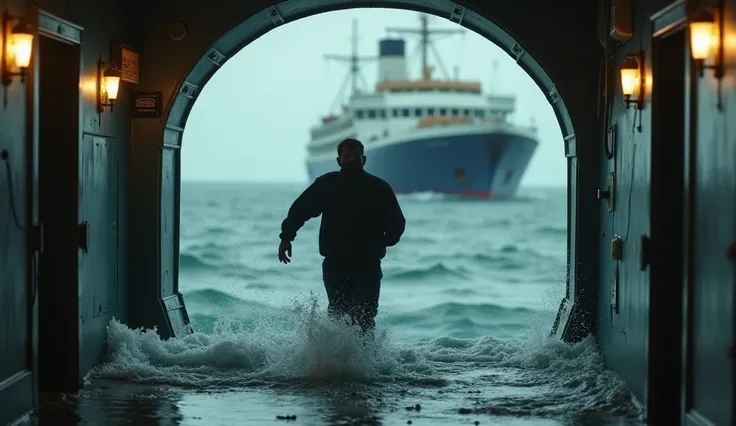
xmin=28 ymin=379 xmax=643 ymax=426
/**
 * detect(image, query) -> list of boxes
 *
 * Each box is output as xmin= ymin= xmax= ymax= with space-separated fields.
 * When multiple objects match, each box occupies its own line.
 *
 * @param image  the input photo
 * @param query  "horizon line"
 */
xmin=180 ymin=179 xmax=567 ymax=188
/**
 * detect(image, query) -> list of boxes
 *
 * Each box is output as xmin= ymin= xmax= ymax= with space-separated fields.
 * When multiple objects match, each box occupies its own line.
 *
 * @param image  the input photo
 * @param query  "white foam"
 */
xmin=85 ymin=291 xmax=639 ymax=419
xmin=90 ymin=293 xmax=430 ymax=387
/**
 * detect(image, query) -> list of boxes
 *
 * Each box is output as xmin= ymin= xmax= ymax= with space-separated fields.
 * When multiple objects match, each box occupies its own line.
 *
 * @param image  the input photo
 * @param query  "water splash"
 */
xmin=87 ymin=292 xmax=640 ymax=422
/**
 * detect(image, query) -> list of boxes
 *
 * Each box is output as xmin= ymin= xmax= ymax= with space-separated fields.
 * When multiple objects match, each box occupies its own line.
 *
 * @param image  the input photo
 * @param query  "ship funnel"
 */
xmin=378 ymin=38 xmax=406 ymax=82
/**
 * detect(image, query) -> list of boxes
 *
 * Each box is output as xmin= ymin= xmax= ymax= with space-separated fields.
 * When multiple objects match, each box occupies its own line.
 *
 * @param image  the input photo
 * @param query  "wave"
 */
xmin=399 ymin=235 xmax=440 ymax=244
xmin=88 ymin=295 xmax=637 ymax=421
xmin=415 ymin=252 xmax=522 ymax=267
xmin=179 ymin=252 xmax=245 ymax=273
xmin=183 ymin=289 xmax=299 ymax=334
xmin=383 ymin=302 xmax=548 ymax=339
xmin=180 ymin=253 xmax=216 ymax=271
xmin=383 ymin=263 xmax=472 ymax=281
xmin=181 ymin=288 xmax=554 ymax=340
xmin=179 ymin=253 xmax=287 ymax=278
xmin=185 ymin=288 xmax=259 ymax=308
xmin=390 ymin=301 xmax=537 ymax=319
xmin=94 ymin=298 xmax=553 ymax=385
xmin=86 ymin=268 xmax=639 ymax=421
xmin=182 ymin=241 xmax=232 ymax=253
xmin=404 ymin=245 xmax=556 ymax=272
xmin=184 ymin=289 xmax=543 ymax=318
xmin=204 ymin=225 xmax=232 ymax=235
xmin=535 ymin=225 xmax=567 ymax=236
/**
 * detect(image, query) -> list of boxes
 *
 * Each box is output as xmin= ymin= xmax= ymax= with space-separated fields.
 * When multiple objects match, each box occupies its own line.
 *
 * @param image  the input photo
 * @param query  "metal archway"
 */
xmin=158 ymin=0 xmax=579 ymax=339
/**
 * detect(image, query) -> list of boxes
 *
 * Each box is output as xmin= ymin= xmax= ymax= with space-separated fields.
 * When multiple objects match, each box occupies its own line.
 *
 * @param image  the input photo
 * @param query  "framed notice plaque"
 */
xmin=111 ymin=42 xmax=140 ymax=84
xmin=132 ymin=91 xmax=162 ymax=118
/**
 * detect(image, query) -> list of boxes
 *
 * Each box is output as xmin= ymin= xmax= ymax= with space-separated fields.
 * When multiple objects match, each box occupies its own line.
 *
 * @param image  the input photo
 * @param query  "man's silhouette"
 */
xmin=278 ymin=138 xmax=406 ymax=333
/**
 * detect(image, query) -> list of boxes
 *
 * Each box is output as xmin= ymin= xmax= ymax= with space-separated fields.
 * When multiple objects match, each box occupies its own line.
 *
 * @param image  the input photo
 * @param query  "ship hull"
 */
xmin=306 ymin=130 xmax=538 ymax=199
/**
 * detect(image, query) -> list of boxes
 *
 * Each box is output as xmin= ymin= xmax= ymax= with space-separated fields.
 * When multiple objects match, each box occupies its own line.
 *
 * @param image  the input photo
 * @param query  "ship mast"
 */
xmin=386 ymin=14 xmax=465 ymax=80
xmin=323 ymin=18 xmax=376 ymax=112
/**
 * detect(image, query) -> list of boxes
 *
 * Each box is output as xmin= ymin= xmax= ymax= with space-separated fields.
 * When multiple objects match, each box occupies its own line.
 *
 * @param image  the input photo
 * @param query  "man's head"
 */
xmin=336 ymin=138 xmax=366 ymax=172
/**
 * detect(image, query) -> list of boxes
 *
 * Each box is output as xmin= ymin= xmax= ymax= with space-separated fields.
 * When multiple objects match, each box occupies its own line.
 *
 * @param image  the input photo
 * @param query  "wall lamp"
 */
xmin=620 ymin=52 xmax=644 ymax=110
xmin=1 ymin=11 xmax=34 ymax=87
xmin=689 ymin=8 xmax=723 ymax=79
xmin=96 ymin=60 xmax=121 ymax=113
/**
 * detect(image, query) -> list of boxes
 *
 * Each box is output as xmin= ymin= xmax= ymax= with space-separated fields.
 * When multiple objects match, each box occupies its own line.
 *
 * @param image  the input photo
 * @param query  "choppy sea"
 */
xmin=41 ymin=182 xmax=642 ymax=425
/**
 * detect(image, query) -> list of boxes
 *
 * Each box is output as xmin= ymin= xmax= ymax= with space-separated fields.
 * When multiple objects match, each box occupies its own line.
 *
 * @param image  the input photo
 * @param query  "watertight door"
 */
xmin=78 ymin=135 xmax=120 ymax=378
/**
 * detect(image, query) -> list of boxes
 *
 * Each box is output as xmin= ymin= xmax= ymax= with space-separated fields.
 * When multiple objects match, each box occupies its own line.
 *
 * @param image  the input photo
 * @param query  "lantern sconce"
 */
xmin=96 ymin=59 xmax=122 ymax=113
xmin=620 ymin=51 xmax=644 ymax=110
xmin=689 ymin=7 xmax=723 ymax=79
xmin=1 ymin=11 xmax=34 ymax=87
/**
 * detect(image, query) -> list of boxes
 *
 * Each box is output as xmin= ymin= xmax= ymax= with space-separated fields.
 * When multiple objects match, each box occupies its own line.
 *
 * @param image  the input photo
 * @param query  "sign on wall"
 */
xmin=132 ymin=91 xmax=162 ymax=118
xmin=111 ymin=42 xmax=140 ymax=84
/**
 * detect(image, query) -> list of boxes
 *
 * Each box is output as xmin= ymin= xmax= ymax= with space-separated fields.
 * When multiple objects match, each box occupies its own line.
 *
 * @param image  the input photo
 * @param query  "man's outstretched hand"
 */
xmin=278 ymin=240 xmax=292 ymax=264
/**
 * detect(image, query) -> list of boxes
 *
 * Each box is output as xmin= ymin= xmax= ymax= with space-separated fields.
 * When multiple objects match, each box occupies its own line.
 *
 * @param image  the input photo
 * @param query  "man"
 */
xmin=278 ymin=137 xmax=406 ymax=334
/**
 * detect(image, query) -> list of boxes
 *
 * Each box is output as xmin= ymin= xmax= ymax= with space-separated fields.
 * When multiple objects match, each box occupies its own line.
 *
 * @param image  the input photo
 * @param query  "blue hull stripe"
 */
xmin=306 ymin=132 xmax=538 ymax=198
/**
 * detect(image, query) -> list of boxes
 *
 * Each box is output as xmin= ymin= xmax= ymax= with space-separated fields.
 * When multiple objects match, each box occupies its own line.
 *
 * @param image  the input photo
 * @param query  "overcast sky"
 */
xmin=180 ymin=8 xmax=566 ymax=187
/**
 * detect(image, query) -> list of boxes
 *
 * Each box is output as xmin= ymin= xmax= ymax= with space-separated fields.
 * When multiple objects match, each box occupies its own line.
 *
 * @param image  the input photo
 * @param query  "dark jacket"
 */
xmin=279 ymin=170 xmax=406 ymax=261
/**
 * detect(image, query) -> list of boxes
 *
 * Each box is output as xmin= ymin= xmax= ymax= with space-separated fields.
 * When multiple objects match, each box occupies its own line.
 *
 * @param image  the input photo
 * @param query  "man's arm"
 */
xmin=383 ymin=183 xmax=406 ymax=247
xmin=279 ymin=178 xmax=324 ymax=242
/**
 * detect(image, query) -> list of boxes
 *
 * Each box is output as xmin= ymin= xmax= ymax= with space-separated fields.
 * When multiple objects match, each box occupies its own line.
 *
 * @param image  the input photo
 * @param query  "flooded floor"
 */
xmin=26 ymin=303 xmax=644 ymax=426
xmin=35 ymin=378 xmax=642 ymax=426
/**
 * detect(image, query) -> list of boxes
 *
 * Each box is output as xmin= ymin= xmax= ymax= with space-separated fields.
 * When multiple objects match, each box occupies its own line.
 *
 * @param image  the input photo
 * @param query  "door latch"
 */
xmin=78 ymin=221 xmax=89 ymax=252
xmin=597 ymin=172 xmax=616 ymax=213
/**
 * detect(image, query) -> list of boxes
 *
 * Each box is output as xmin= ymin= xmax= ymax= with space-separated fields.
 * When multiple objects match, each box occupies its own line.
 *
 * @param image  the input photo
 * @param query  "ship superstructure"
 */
xmin=305 ymin=14 xmax=538 ymax=198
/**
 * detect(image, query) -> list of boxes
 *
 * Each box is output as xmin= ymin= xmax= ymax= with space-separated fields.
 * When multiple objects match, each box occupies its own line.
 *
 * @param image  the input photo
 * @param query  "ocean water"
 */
xmin=50 ymin=182 xmax=642 ymax=425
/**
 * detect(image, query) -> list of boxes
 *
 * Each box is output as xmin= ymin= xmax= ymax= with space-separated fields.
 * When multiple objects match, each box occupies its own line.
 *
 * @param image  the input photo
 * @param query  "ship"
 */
xmin=304 ymin=15 xmax=539 ymax=199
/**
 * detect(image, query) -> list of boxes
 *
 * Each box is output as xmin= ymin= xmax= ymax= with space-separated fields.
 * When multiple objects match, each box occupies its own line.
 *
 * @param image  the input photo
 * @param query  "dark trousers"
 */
xmin=322 ymin=257 xmax=382 ymax=333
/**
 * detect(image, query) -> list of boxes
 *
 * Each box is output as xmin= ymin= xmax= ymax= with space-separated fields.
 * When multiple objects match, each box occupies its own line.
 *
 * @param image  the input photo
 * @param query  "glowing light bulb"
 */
xmin=690 ymin=21 xmax=716 ymax=60
xmin=10 ymin=32 xmax=33 ymax=68
xmin=103 ymin=65 xmax=122 ymax=100
xmin=619 ymin=56 xmax=640 ymax=97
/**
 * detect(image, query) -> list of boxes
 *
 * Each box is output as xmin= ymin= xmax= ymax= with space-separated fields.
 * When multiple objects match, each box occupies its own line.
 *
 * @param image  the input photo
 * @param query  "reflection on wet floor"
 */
xmin=31 ymin=379 xmax=642 ymax=426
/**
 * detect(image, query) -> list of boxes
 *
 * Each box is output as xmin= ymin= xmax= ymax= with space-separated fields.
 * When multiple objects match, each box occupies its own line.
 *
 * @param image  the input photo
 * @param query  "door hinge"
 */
xmin=30 ymin=223 xmax=44 ymax=254
xmin=78 ymin=221 xmax=89 ymax=252
xmin=640 ymin=234 xmax=651 ymax=271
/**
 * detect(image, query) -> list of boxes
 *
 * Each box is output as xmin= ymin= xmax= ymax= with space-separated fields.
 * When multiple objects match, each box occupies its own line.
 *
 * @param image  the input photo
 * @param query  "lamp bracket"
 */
xmin=96 ymin=59 xmax=115 ymax=113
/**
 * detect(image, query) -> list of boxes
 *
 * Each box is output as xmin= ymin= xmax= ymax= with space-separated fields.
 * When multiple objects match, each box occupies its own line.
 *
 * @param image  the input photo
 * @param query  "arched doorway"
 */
xmin=151 ymin=0 xmax=589 ymax=341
